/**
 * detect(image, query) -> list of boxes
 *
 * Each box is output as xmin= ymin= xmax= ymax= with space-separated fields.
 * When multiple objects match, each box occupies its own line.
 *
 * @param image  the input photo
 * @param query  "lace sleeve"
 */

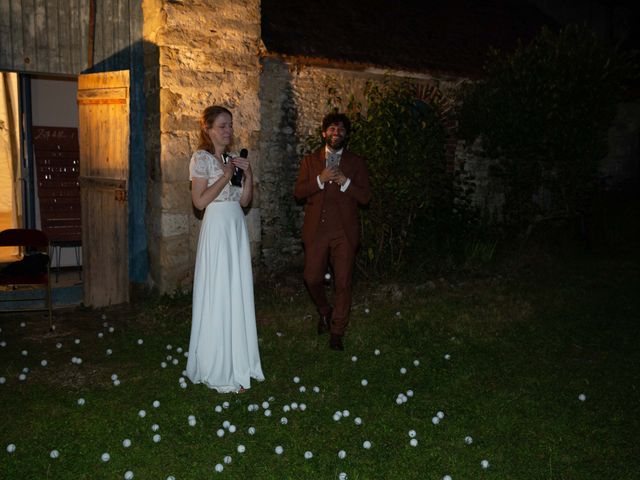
xmin=189 ymin=150 xmax=212 ymax=180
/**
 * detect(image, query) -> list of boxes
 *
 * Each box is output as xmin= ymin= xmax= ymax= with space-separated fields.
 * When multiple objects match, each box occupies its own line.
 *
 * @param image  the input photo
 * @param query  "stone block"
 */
xmin=160 ymin=212 xmax=189 ymax=237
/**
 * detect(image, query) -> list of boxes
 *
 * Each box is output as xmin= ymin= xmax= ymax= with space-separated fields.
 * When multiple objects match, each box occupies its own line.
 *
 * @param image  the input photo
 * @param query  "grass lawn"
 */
xmin=0 ymin=252 xmax=638 ymax=479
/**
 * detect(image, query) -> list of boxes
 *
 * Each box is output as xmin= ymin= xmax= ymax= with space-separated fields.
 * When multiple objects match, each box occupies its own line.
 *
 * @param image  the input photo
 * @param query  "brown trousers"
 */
xmin=303 ymin=227 xmax=356 ymax=336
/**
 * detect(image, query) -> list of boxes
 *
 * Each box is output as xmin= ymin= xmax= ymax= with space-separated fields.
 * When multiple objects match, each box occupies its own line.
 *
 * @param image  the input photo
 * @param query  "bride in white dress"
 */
xmin=186 ymin=105 xmax=264 ymax=393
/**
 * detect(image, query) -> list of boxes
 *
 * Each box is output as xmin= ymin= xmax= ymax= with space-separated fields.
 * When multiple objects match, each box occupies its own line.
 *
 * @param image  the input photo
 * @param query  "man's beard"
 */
xmin=326 ymin=135 xmax=346 ymax=150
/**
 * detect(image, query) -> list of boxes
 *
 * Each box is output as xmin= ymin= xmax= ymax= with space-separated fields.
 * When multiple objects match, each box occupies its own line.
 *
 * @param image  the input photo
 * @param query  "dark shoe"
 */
xmin=317 ymin=308 xmax=332 ymax=335
xmin=329 ymin=334 xmax=344 ymax=351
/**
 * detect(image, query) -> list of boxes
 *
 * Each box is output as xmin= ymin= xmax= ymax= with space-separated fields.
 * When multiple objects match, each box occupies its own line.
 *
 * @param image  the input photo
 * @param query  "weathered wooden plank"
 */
xmin=34 ymin=0 xmax=48 ymax=71
xmin=20 ymin=0 xmax=36 ymax=71
xmin=0 ymin=1 xmax=13 ymax=69
xmin=9 ymin=0 xmax=24 ymax=71
xmin=45 ymin=0 xmax=60 ymax=72
xmin=56 ymin=0 xmax=72 ymax=72
xmin=77 ymin=87 xmax=128 ymax=104
xmin=114 ymin=0 xmax=129 ymax=69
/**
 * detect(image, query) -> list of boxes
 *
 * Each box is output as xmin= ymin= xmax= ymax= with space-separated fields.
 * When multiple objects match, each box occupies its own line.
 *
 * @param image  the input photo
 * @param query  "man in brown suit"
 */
xmin=294 ymin=113 xmax=371 ymax=351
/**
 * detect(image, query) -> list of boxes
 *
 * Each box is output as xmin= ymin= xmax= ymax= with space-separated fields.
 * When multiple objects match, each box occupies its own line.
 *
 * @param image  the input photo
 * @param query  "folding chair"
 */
xmin=0 ymin=229 xmax=53 ymax=329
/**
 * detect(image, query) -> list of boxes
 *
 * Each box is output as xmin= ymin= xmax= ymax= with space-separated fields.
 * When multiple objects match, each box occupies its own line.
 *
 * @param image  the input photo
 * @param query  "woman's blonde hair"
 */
xmin=197 ymin=105 xmax=232 ymax=154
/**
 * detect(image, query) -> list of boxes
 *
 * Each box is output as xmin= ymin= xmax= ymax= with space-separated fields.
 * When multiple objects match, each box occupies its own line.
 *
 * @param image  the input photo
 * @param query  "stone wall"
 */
xmin=258 ymin=58 xmax=460 ymax=271
xmin=143 ymin=0 xmax=262 ymax=293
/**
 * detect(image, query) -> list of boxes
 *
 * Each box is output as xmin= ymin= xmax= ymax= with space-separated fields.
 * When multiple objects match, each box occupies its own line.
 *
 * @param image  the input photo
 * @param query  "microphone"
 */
xmin=229 ymin=149 xmax=247 ymax=187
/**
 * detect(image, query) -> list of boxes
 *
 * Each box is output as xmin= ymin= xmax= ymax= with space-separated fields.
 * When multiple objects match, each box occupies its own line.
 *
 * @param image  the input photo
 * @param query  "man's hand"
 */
xmin=333 ymin=168 xmax=348 ymax=186
xmin=319 ymin=167 xmax=337 ymax=184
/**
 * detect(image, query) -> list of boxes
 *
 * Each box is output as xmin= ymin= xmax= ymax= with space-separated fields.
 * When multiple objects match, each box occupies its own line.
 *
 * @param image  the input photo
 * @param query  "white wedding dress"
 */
xmin=186 ymin=150 xmax=264 ymax=393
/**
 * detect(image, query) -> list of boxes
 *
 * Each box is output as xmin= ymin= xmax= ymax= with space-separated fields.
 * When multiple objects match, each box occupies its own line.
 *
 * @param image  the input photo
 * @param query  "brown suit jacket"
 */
xmin=294 ymin=148 xmax=371 ymax=247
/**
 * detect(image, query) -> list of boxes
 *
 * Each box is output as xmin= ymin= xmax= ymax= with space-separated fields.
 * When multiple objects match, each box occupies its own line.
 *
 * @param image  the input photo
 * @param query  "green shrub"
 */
xmin=457 ymin=25 xmax=635 ymax=238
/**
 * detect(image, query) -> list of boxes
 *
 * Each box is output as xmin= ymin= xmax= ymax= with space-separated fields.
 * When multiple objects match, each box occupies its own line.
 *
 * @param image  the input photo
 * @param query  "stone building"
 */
xmin=1 ymin=0 xmax=636 ymax=303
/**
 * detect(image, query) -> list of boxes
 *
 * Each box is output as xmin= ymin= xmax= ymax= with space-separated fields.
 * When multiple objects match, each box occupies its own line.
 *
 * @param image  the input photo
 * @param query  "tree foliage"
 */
xmin=457 ymin=25 xmax=635 ymax=235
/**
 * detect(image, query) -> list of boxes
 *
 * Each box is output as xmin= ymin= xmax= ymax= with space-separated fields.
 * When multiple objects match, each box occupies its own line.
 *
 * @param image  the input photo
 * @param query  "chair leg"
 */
xmin=46 ymin=265 xmax=53 ymax=331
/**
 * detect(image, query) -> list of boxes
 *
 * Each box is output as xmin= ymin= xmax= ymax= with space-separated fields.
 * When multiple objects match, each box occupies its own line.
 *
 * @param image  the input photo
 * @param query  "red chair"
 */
xmin=0 ymin=229 xmax=53 ymax=329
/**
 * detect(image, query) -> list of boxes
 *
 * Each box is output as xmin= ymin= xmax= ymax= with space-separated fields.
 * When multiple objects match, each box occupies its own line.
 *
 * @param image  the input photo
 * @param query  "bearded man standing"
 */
xmin=294 ymin=112 xmax=371 ymax=351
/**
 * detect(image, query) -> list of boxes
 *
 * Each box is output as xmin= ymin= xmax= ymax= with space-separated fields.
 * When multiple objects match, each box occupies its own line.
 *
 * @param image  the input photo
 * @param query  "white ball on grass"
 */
xmin=464 ymin=436 xmax=473 ymax=445
xmin=18 ymin=374 xmax=26 ymax=381
xmin=40 ymin=360 xmax=48 ymax=367
xmin=354 ymin=417 xmax=362 ymax=425
xmin=333 ymin=413 xmax=341 ymax=422
xmin=442 ymin=476 xmax=452 ymax=480
xmin=247 ymin=427 xmax=256 ymax=435
xmin=222 ymin=420 xmax=231 ymax=429
xmin=6 ymin=443 xmax=16 ymax=453
xmin=21 ymin=350 xmax=28 ymax=356
xmin=408 ymin=430 xmax=416 ymax=438
xmin=160 ymin=362 xmax=167 ymax=368
xmin=98 ymin=332 xmax=104 ymax=338
xmin=362 ymin=440 xmax=372 ymax=449
xmin=299 ymin=385 xmax=306 ymax=393
xmin=214 ymin=464 xmax=223 ymax=473
xmin=188 ymin=418 xmax=196 ymax=427
xmin=406 ymin=389 xmax=414 ymax=397
xmin=351 ymin=356 xmax=358 ymax=362
xmin=229 ymin=425 xmax=237 ymax=433
xmin=138 ymin=410 xmax=146 ymax=418
xmin=216 ymin=429 xmax=225 ymax=438
xmin=0 ymin=377 xmax=6 ymax=384
xmin=395 ymin=397 xmax=403 ymax=405
xmin=313 ymin=386 xmax=320 ymax=393
xmin=444 ymin=354 xmax=451 ymax=360
xmin=374 ymin=349 xmax=380 ymax=355
xmin=237 ymin=444 xmax=246 ymax=453
xmin=113 ymin=379 xmax=121 ymax=386
xmin=108 ymin=327 xmax=114 ymax=333
xmin=151 ymin=424 xmax=160 ymax=432
xmin=215 ymin=405 xmax=222 ymax=413
xmin=262 ymin=401 xmax=270 ymax=409
xmin=152 ymin=434 xmax=161 ymax=443
xmin=264 ymin=409 xmax=272 ymax=417
xmin=342 ymin=410 xmax=350 ymax=417
xmin=223 ymin=401 xmax=230 ymax=409
xmin=122 ymin=439 xmax=132 ymax=448
xmin=101 ymin=452 xmax=110 ymax=462
xmin=172 ymin=359 xmax=178 ymax=365
xmin=124 ymin=471 xmax=134 ymax=480
xmin=152 ymin=400 xmax=160 ymax=408
xmin=74 ymin=338 xmax=80 ymax=344
xmin=338 ymin=450 xmax=347 ymax=459
xmin=481 ymin=459 xmax=490 ymax=469
xmin=111 ymin=374 xmax=119 ymax=381
xmin=293 ymin=376 xmax=300 ymax=383
xmin=361 ymin=379 xmax=368 ymax=386
xmin=223 ymin=455 xmax=232 ymax=464
xmin=324 ymin=273 xmax=331 ymax=280
xmin=56 ymin=342 xmax=62 ymax=349
xmin=106 ymin=349 xmax=113 ymax=355
xmin=77 ymin=398 xmax=85 ymax=406
xmin=304 ymin=451 xmax=313 ymax=459
xmin=410 ymin=438 xmax=418 ymax=447
xmin=274 ymin=445 xmax=283 ymax=455
xmin=299 ymin=403 xmax=307 ymax=411
xmin=400 ymin=367 xmax=407 ymax=374
xmin=166 ymin=344 xmax=172 ymax=350
xmin=280 ymin=417 xmax=288 ymax=425
xmin=137 ymin=339 xmax=143 ymax=345
xmin=291 ymin=402 xmax=298 ymax=410
xmin=413 ymin=359 xmax=420 ymax=366
xmin=578 ymin=393 xmax=587 ymax=401
xmin=339 ymin=473 xmax=348 ymax=480
xmin=283 ymin=405 xmax=290 ymax=412
xmin=432 ymin=416 xmax=440 ymax=425
xmin=436 ymin=411 xmax=445 ymax=419
xmin=50 ymin=449 xmax=60 ymax=458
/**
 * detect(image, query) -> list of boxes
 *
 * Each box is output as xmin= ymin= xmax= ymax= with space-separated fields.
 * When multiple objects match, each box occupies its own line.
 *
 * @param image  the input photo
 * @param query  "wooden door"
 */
xmin=77 ymin=70 xmax=129 ymax=307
